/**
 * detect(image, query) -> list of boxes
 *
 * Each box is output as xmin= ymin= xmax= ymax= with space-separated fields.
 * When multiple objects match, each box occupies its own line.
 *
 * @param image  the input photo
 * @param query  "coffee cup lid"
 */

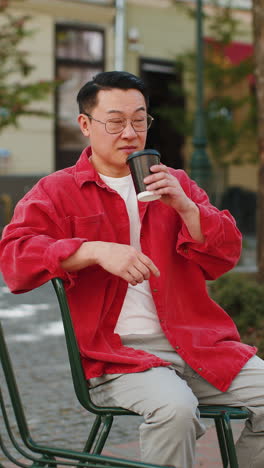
xmin=126 ymin=149 xmax=161 ymax=163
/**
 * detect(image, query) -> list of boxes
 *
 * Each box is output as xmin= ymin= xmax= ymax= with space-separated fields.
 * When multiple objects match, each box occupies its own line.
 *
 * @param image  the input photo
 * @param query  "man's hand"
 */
xmin=95 ymin=242 xmax=160 ymax=286
xmin=61 ymin=241 xmax=160 ymax=286
xmin=144 ymin=164 xmax=204 ymax=243
xmin=144 ymin=164 xmax=194 ymax=214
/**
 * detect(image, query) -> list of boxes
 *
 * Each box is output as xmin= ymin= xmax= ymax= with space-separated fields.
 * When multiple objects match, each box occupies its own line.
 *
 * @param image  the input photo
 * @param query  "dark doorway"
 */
xmin=140 ymin=58 xmax=185 ymax=169
xmin=55 ymin=24 xmax=105 ymax=170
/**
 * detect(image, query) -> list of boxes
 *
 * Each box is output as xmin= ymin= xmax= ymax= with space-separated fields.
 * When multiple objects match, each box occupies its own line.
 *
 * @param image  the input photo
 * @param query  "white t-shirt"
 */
xmin=99 ymin=173 xmax=163 ymax=336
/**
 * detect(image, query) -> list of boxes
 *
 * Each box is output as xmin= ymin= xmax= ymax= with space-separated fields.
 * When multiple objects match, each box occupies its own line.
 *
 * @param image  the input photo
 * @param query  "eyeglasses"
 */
xmin=83 ymin=112 xmax=154 ymax=134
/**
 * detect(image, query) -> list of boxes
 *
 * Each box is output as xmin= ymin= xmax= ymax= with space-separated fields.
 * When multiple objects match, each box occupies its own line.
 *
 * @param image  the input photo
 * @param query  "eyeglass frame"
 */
xmin=82 ymin=112 xmax=154 ymax=134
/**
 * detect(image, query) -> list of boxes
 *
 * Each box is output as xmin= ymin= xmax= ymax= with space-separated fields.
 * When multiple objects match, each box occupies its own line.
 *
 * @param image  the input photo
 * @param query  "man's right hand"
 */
xmin=61 ymin=241 xmax=160 ymax=286
xmin=95 ymin=242 xmax=160 ymax=286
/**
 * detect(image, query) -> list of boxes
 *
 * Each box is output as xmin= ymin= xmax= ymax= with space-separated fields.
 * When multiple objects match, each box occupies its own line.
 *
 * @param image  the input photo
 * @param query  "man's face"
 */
xmin=78 ymin=88 xmax=148 ymax=177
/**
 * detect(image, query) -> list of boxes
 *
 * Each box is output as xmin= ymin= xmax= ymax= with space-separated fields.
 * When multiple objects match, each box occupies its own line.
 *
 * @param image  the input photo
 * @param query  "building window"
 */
xmin=55 ymin=24 xmax=105 ymax=169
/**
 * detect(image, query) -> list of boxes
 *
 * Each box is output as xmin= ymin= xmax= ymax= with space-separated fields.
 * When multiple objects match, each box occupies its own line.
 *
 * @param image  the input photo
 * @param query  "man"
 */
xmin=0 ymin=71 xmax=264 ymax=468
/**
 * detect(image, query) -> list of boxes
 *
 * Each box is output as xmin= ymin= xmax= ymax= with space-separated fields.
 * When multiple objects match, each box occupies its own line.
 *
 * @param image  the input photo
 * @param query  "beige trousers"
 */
xmin=90 ymin=334 xmax=264 ymax=468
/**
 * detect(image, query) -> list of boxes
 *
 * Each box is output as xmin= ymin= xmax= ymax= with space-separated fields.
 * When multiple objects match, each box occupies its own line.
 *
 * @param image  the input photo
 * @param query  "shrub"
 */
xmin=210 ymin=272 xmax=264 ymax=358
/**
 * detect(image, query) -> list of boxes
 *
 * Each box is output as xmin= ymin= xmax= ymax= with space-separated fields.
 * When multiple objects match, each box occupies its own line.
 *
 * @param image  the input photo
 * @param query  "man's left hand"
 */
xmin=144 ymin=164 xmax=194 ymax=216
xmin=144 ymin=164 xmax=205 ymax=243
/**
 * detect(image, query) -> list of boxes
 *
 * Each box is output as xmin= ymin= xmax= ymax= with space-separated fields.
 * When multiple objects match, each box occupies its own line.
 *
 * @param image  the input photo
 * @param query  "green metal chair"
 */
xmin=51 ymin=277 xmax=250 ymax=468
xmin=0 ymin=320 xmax=167 ymax=468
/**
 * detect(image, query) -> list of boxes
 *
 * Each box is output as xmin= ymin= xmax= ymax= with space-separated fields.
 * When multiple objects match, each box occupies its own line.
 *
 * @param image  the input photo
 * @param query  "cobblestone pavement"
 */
xmin=0 ymin=275 xmax=246 ymax=467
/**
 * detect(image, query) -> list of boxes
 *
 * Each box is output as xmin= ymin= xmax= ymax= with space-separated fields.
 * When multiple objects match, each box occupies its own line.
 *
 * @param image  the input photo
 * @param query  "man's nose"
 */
xmin=121 ymin=121 xmax=138 ymax=138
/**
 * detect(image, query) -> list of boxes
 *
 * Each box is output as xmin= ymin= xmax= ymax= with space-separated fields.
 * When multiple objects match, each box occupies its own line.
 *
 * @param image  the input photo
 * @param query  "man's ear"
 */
xmin=78 ymin=114 xmax=90 ymax=137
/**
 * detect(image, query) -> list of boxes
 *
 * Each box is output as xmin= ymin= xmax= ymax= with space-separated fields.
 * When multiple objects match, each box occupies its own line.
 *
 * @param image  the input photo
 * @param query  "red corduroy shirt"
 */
xmin=0 ymin=147 xmax=256 ymax=391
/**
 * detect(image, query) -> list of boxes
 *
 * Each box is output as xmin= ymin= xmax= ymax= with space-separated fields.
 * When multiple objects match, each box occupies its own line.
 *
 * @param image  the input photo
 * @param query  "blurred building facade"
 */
xmin=0 ymin=0 xmax=256 ymax=229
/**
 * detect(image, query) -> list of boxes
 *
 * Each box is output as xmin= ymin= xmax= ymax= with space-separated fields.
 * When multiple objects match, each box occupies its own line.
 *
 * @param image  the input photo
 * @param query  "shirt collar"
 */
xmin=74 ymin=146 xmax=104 ymax=188
xmin=74 ymin=146 xmax=153 ymax=218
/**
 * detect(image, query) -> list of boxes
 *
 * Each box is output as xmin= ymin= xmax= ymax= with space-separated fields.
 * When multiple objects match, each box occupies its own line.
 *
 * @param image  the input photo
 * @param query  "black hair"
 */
xmin=76 ymin=71 xmax=149 ymax=113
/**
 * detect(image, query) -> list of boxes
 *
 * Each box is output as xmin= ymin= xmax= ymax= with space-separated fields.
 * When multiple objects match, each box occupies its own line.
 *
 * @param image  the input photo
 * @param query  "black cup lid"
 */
xmin=126 ymin=149 xmax=161 ymax=163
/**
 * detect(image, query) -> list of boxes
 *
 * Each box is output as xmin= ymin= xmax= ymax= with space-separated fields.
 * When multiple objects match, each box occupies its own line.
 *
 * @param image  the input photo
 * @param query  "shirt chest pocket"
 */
xmin=69 ymin=213 xmax=105 ymax=240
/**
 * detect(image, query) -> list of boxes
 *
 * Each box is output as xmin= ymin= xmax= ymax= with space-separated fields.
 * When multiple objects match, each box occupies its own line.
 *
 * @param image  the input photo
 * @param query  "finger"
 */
xmin=139 ymin=253 xmax=160 ymax=277
xmin=155 ymin=185 xmax=179 ymax=195
xmin=133 ymin=260 xmax=151 ymax=280
xmin=128 ymin=266 xmax=145 ymax=283
xmin=122 ymin=271 xmax=138 ymax=286
xmin=144 ymin=169 xmax=171 ymax=185
xmin=150 ymin=164 xmax=169 ymax=172
xmin=126 ymin=270 xmax=144 ymax=286
xmin=146 ymin=177 xmax=175 ymax=192
xmin=129 ymin=278 xmax=138 ymax=286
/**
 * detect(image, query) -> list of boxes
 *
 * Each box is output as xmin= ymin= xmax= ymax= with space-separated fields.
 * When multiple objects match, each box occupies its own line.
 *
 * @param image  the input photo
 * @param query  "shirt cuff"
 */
xmin=177 ymin=204 xmax=225 ymax=255
xmin=44 ymin=238 xmax=87 ymax=288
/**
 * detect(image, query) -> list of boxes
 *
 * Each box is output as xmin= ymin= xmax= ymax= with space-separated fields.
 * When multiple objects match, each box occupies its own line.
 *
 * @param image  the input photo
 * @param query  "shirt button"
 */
xmin=175 ymin=346 xmax=180 ymax=350
xmin=183 ymin=248 xmax=188 ymax=254
xmin=153 ymin=288 xmax=158 ymax=292
xmin=198 ymin=367 xmax=203 ymax=372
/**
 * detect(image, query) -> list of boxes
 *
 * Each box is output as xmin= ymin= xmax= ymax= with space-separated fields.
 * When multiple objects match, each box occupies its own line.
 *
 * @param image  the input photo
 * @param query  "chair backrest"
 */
xmin=51 ymin=278 xmax=131 ymax=416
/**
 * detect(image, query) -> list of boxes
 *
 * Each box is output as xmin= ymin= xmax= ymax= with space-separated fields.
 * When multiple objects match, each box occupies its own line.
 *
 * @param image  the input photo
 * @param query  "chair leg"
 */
xmin=81 ymin=414 xmax=114 ymax=456
xmin=92 ymin=414 xmax=114 ymax=454
xmin=221 ymin=412 xmax=239 ymax=468
xmin=214 ymin=418 xmax=229 ymax=468
xmin=82 ymin=415 xmax=102 ymax=453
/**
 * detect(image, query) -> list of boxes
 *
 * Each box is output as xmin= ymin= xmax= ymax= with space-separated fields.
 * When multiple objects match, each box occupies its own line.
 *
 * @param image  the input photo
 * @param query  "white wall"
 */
xmin=1 ymin=12 xmax=55 ymax=175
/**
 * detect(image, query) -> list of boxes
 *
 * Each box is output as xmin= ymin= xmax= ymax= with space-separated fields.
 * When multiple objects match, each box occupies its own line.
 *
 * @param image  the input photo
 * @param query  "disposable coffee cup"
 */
xmin=126 ymin=149 xmax=161 ymax=202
